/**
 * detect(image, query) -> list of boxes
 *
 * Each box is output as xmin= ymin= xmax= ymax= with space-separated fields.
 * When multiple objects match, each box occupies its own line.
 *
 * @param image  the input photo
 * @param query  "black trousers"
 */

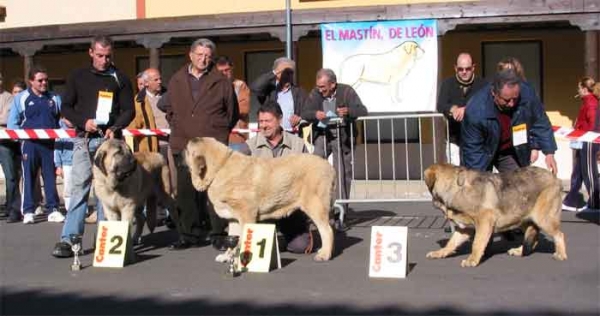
xmin=564 ymin=143 xmax=600 ymax=209
xmin=173 ymin=153 xmax=227 ymax=243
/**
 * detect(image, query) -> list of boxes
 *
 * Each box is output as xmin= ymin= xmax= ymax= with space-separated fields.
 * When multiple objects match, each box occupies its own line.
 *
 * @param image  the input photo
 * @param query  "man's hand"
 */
xmin=450 ymin=105 xmax=465 ymax=122
xmin=289 ymin=114 xmax=302 ymax=127
xmin=336 ymin=106 xmax=349 ymax=117
xmin=530 ymin=149 xmax=539 ymax=164
xmin=55 ymin=167 xmax=63 ymax=178
xmin=545 ymin=153 xmax=557 ymax=176
xmin=274 ymin=62 xmax=294 ymax=80
xmin=316 ymin=111 xmax=326 ymax=121
xmin=84 ymin=119 xmax=98 ymax=133
xmin=104 ymin=129 xmax=115 ymax=139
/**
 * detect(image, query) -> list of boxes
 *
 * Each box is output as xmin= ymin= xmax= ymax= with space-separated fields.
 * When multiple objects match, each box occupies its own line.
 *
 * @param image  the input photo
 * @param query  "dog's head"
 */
xmin=93 ymin=139 xmax=137 ymax=188
xmin=184 ymin=137 xmax=231 ymax=192
xmin=424 ymin=163 xmax=470 ymax=193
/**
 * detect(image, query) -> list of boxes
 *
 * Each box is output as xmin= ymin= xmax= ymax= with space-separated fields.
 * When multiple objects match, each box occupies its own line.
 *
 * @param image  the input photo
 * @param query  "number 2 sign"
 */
xmin=368 ymin=226 xmax=408 ymax=279
xmin=93 ymin=221 xmax=131 ymax=268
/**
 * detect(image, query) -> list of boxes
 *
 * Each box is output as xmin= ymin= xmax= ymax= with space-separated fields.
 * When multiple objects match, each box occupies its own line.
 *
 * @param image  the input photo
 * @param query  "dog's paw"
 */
xmin=215 ymin=252 xmax=232 ymax=263
xmin=426 ymin=250 xmax=448 ymax=259
xmin=552 ymin=252 xmax=567 ymax=261
xmin=507 ymin=246 xmax=523 ymax=257
xmin=313 ymin=250 xmax=331 ymax=262
xmin=460 ymin=257 xmax=480 ymax=268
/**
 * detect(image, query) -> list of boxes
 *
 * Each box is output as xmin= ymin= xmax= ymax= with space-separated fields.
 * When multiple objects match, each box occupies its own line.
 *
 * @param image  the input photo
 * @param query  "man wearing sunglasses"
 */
xmin=8 ymin=66 xmax=63 ymax=225
xmin=461 ymin=69 xmax=557 ymax=174
xmin=437 ymin=53 xmax=486 ymax=165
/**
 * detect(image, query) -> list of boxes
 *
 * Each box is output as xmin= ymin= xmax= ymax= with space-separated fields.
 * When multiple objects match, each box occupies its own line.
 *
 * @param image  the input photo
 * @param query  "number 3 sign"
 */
xmin=368 ymin=226 xmax=408 ymax=279
xmin=93 ymin=221 xmax=131 ymax=268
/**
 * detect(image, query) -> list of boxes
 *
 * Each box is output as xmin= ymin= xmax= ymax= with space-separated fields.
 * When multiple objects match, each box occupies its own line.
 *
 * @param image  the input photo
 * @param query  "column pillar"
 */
xmin=584 ymin=31 xmax=599 ymax=80
xmin=11 ymin=43 xmax=44 ymax=80
xmin=435 ymin=20 xmax=458 ymax=163
xmin=136 ymin=36 xmax=171 ymax=69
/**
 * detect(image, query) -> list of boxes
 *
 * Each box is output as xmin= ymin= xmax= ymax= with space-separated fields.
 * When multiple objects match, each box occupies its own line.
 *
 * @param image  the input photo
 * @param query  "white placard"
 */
xmin=368 ymin=226 xmax=408 ymax=279
xmin=95 ymin=91 xmax=113 ymax=125
xmin=238 ymin=223 xmax=281 ymax=273
xmin=93 ymin=221 xmax=130 ymax=268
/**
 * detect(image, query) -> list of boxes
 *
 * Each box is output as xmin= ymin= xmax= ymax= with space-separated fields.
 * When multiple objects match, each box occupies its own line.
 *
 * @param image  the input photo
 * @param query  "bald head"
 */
xmin=142 ymin=68 xmax=162 ymax=95
xmin=455 ymin=53 xmax=475 ymax=82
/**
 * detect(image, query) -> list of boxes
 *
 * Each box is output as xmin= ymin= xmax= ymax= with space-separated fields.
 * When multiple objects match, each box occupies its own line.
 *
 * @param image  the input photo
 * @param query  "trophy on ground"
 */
xmin=69 ymin=234 xmax=82 ymax=271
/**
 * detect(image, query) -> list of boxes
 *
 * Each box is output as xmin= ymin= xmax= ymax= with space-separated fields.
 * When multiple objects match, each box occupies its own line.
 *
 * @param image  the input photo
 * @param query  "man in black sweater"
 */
xmin=437 ymin=53 xmax=486 ymax=165
xmin=52 ymin=35 xmax=134 ymax=258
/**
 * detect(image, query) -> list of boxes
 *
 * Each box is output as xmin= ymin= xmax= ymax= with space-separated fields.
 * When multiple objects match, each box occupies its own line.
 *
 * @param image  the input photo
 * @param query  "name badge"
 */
xmin=512 ymin=123 xmax=527 ymax=147
xmin=96 ymin=91 xmax=113 ymax=125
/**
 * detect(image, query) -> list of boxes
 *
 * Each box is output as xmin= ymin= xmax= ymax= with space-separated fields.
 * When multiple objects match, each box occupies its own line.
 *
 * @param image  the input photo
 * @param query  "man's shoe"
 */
xmin=7 ymin=215 xmax=21 ymax=223
xmin=562 ymin=203 xmax=580 ymax=212
xmin=34 ymin=206 xmax=44 ymax=216
xmin=168 ymin=239 xmax=200 ymax=251
xmin=48 ymin=210 xmax=65 ymax=223
xmin=23 ymin=213 xmax=35 ymax=224
xmin=52 ymin=242 xmax=74 ymax=258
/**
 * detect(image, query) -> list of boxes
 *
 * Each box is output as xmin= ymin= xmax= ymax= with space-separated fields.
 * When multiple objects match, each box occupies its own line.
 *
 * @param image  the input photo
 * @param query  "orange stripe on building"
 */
xmin=136 ymin=0 xmax=146 ymax=19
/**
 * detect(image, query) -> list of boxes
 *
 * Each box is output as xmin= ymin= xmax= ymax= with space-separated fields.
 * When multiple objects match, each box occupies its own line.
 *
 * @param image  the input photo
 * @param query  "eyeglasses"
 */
xmin=36 ymin=78 xmax=49 ymax=83
xmin=456 ymin=67 xmax=473 ymax=72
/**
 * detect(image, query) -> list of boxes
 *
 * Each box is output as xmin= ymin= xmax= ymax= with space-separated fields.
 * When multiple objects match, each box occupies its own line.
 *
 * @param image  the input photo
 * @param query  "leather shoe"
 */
xmin=168 ymin=239 xmax=200 ymax=250
xmin=6 ymin=215 xmax=22 ymax=223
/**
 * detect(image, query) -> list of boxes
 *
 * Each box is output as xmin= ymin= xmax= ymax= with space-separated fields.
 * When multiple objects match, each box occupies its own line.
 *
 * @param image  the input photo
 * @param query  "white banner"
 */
xmin=321 ymin=19 xmax=438 ymax=113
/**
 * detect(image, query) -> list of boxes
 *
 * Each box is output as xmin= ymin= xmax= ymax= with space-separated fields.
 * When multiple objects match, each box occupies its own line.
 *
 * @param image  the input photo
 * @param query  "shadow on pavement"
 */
xmin=2 ymin=287 xmax=595 ymax=315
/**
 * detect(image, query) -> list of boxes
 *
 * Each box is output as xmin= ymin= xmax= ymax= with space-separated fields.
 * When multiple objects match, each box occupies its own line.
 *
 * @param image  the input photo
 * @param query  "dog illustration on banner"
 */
xmin=339 ymin=41 xmax=425 ymax=104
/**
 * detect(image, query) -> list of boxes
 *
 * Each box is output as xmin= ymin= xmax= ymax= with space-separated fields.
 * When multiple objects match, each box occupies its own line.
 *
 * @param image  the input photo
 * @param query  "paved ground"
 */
xmin=1 ymin=201 xmax=598 ymax=315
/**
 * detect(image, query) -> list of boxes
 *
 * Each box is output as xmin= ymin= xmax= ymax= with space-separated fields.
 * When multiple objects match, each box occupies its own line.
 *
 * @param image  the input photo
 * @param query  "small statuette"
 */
xmin=70 ymin=234 xmax=82 ymax=271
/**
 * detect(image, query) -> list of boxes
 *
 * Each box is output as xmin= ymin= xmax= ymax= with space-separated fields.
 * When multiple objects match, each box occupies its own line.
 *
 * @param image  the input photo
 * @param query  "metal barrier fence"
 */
xmin=313 ymin=113 xmax=449 ymax=224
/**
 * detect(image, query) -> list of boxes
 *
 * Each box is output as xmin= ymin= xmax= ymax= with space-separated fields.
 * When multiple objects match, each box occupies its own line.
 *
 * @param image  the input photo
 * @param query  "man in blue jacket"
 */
xmin=8 ymin=65 xmax=63 ymax=224
xmin=461 ymin=69 xmax=557 ymax=174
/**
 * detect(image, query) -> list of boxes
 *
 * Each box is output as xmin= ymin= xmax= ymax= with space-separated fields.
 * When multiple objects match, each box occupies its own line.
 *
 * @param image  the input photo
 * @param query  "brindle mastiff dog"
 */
xmin=93 ymin=139 xmax=174 ymax=248
xmin=424 ymin=163 xmax=567 ymax=267
xmin=184 ymin=137 xmax=336 ymax=261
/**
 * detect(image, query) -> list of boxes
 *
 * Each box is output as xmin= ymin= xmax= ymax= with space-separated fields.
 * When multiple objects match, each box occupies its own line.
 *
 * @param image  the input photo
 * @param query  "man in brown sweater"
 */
xmin=161 ymin=38 xmax=239 ymax=250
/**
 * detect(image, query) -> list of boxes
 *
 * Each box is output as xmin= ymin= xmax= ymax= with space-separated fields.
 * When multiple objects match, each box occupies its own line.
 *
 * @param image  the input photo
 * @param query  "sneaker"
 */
xmin=34 ymin=206 xmax=44 ymax=216
xmin=52 ymin=241 xmax=74 ymax=258
xmin=48 ymin=210 xmax=65 ymax=223
xmin=561 ymin=203 xmax=580 ymax=212
xmin=23 ymin=213 xmax=35 ymax=224
xmin=580 ymin=205 xmax=600 ymax=212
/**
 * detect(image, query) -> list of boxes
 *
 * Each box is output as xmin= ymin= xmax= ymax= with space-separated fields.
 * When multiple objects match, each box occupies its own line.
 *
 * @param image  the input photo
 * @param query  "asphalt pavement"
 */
xmin=1 ymin=202 xmax=599 ymax=315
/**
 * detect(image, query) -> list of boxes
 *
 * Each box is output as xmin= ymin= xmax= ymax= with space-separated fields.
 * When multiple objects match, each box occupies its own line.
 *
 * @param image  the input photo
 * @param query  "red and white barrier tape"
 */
xmin=552 ymin=126 xmax=600 ymax=144
xmin=2 ymin=126 xmax=596 ymax=143
xmin=0 ymin=128 xmax=259 ymax=139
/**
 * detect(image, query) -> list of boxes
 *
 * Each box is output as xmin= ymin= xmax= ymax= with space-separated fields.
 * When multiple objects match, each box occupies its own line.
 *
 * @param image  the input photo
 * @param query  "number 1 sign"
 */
xmin=368 ymin=226 xmax=408 ymax=279
xmin=238 ymin=223 xmax=281 ymax=273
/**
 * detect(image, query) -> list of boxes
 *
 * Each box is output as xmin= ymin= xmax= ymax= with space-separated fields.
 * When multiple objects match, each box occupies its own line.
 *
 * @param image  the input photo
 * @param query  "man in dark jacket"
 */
xmin=250 ymin=57 xmax=308 ymax=133
xmin=302 ymin=68 xmax=368 ymax=204
xmin=52 ymin=35 xmax=135 ymax=258
xmin=437 ymin=53 xmax=487 ymax=165
xmin=161 ymin=38 xmax=239 ymax=250
xmin=461 ymin=69 xmax=557 ymax=174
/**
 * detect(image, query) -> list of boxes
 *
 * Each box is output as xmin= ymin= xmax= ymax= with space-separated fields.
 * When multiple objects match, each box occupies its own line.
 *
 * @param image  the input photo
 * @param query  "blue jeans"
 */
xmin=0 ymin=141 xmax=21 ymax=218
xmin=60 ymin=137 xmax=105 ymax=243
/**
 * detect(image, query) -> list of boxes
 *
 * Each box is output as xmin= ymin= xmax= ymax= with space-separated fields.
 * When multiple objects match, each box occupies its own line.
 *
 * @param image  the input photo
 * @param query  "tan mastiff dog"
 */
xmin=184 ymin=137 xmax=336 ymax=262
xmin=424 ymin=163 xmax=567 ymax=267
xmin=93 ymin=139 xmax=174 ymax=248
